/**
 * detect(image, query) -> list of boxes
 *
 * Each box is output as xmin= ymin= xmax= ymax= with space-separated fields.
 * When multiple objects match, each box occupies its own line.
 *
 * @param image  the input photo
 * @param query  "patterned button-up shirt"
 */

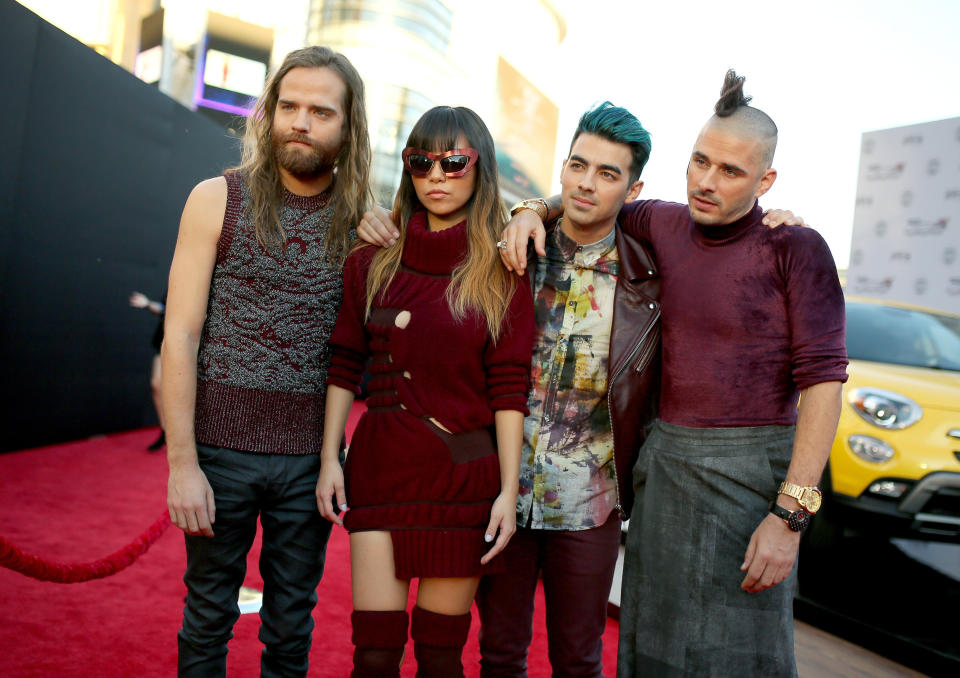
xmin=517 ymin=222 xmax=619 ymax=530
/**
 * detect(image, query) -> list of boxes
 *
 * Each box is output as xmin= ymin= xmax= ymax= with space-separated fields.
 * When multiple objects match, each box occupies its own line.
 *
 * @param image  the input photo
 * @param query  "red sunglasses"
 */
xmin=402 ymin=147 xmax=479 ymax=178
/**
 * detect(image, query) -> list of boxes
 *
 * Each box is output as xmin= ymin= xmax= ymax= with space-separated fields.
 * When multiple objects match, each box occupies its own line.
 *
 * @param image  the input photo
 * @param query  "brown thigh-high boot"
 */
xmin=411 ymin=606 xmax=472 ymax=678
xmin=350 ymin=610 xmax=409 ymax=678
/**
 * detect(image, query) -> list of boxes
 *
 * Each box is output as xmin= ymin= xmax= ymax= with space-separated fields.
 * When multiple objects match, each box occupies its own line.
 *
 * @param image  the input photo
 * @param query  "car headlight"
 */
xmin=848 ymin=387 xmax=922 ymax=429
xmin=848 ymin=434 xmax=896 ymax=463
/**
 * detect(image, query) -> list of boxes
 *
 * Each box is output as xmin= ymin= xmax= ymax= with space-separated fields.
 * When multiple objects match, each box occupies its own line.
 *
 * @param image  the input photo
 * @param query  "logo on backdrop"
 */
xmin=862 ymin=138 xmax=875 ymax=154
xmin=891 ymin=251 xmax=912 ymax=262
xmin=851 ymin=249 xmax=863 ymax=266
xmin=866 ymin=162 xmax=905 ymax=181
xmin=901 ymin=190 xmax=913 ymax=207
xmin=927 ymin=158 xmax=941 ymax=176
xmin=947 ymin=278 xmax=960 ymax=295
xmin=903 ymin=134 xmax=923 ymax=145
xmin=875 ymin=220 xmax=888 ymax=237
xmin=915 ymin=277 xmax=928 ymax=295
xmin=905 ymin=218 xmax=949 ymax=236
xmin=944 ymin=248 xmax=957 ymax=266
xmin=852 ymin=276 xmax=894 ymax=294
xmin=856 ymin=195 xmax=873 ymax=207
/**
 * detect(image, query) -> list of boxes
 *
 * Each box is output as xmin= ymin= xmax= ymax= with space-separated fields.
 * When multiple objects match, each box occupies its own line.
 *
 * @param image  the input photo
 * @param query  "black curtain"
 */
xmin=0 ymin=1 xmax=241 ymax=452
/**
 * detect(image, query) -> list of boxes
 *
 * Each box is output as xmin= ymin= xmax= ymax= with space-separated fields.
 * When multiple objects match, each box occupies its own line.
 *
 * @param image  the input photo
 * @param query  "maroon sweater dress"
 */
xmin=327 ymin=210 xmax=535 ymax=579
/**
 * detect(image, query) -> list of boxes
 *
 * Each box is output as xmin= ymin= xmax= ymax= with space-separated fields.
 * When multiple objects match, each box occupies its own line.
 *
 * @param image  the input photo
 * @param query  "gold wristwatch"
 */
xmin=778 ymin=481 xmax=822 ymax=514
xmin=509 ymin=198 xmax=548 ymax=221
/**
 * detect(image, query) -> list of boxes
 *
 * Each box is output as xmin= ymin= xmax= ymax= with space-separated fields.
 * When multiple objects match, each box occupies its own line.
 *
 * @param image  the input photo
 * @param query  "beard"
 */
xmin=273 ymin=131 xmax=341 ymax=178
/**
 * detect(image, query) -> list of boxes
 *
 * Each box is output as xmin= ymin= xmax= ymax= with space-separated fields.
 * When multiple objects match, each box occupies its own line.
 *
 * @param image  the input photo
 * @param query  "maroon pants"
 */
xmin=475 ymin=517 xmax=621 ymax=677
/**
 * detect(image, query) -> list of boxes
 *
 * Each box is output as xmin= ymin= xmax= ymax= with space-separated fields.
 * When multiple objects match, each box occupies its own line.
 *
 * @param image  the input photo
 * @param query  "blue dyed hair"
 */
xmin=570 ymin=102 xmax=652 ymax=182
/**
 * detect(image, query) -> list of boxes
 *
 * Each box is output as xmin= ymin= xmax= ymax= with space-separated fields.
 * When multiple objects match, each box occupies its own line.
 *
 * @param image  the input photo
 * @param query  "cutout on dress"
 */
xmin=421 ymin=419 xmax=497 ymax=465
xmin=427 ymin=416 xmax=452 ymax=434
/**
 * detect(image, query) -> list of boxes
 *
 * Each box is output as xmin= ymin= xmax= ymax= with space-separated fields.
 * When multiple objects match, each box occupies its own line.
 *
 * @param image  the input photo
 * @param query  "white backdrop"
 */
xmin=847 ymin=117 xmax=960 ymax=314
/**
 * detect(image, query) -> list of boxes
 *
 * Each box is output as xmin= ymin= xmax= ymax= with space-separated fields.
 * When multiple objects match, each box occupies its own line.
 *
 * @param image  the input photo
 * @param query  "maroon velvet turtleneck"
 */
xmin=620 ymin=200 xmax=848 ymax=427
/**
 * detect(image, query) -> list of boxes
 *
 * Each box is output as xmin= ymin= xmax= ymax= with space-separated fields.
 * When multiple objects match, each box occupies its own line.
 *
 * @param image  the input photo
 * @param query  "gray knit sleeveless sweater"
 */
xmin=194 ymin=171 xmax=347 ymax=455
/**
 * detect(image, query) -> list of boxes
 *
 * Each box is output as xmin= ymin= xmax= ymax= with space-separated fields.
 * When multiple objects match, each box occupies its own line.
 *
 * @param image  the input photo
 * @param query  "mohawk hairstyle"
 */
xmin=709 ymin=69 xmax=778 ymax=166
xmin=715 ymin=69 xmax=752 ymax=117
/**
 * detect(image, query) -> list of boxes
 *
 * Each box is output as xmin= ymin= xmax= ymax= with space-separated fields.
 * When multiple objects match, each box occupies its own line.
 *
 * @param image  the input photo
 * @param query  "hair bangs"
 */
xmin=406 ymin=107 xmax=471 ymax=154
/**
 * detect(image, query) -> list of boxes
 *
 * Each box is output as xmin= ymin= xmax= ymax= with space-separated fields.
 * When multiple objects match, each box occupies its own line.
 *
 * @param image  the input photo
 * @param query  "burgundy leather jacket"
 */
xmin=529 ymin=222 xmax=661 ymax=519
xmin=605 ymin=224 xmax=661 ymax=519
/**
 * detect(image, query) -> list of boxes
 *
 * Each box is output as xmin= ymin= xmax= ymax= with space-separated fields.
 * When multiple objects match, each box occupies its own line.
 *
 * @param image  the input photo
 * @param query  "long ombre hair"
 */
xmin=235 ymin=46 xmax=372 ymax=265
xmin=363 ymin=106 xmax=516 ymax=341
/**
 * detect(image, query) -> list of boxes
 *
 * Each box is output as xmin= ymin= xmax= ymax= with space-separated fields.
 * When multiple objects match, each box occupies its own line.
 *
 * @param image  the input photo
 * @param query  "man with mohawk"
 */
xmin=610 ymin=71 xmax=848 ymax=677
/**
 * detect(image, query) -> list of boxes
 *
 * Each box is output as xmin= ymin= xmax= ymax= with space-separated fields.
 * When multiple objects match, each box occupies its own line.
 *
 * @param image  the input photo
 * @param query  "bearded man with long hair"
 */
xmin=162 ymin=46 xmax=371 ymax=678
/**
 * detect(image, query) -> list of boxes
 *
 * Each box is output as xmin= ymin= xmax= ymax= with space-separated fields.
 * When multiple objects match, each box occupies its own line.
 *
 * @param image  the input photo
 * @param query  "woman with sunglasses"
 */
xmin=317 ymin=106 xmax=534 ymax=677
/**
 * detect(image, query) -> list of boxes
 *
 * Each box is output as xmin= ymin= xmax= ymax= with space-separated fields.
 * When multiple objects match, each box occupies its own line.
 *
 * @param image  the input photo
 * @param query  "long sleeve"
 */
xmin=484 ymin=274 xmax=535 ymax=414
xmin=326 ymin=247 xmax=374 ymax=394
xmin=780 ymin=229 xmax=849 ymax=389
xmin=617 ymin=199 xmax=666 ymax=246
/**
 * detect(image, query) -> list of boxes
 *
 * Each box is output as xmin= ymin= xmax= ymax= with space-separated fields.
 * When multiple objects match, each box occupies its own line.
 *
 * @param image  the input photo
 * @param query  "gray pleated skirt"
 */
xmin=617 ymin=420 xmax=799 ymax=678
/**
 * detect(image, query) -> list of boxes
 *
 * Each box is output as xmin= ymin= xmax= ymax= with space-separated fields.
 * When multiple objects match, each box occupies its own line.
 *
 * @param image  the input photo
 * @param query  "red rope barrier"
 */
xmin=0 ymin=510 xmax=172 ymax=583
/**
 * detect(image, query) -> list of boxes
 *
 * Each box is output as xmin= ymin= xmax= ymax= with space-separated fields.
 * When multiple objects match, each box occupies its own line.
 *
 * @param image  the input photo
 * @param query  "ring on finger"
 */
xmin=496 ymin=240 xmax=508 ymax=249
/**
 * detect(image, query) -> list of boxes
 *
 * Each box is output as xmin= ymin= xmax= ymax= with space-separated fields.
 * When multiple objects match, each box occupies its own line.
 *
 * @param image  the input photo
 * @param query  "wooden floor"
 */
xmin=795 ymin=620 xmax=927 ymax=677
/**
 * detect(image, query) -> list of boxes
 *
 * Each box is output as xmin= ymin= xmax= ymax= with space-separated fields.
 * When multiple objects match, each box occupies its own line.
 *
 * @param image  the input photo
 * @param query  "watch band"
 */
xmin=770 ymin=503 xmax=810 ymax=532
xmin=778 ymin=481 xmax=822 ymax=514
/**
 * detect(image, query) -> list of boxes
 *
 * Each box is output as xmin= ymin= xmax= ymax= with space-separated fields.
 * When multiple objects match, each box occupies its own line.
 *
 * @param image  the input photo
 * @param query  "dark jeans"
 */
xmin=476 ymin=516 xmax=621 ymax=678
xmin=177 ymin=445 xmax=333 ymax=678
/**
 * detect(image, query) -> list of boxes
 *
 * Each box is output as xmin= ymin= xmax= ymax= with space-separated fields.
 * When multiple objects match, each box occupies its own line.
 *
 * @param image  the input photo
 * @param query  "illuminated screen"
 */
xmin=203 ymin=49 xmax=267 ymax=97
xmin=195 ymin=48 xmax=268 ymax=115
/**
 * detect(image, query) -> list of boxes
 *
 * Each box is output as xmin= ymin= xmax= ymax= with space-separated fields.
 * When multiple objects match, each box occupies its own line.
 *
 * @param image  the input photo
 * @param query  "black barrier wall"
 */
xmin=0 ymin=1 xmax=241 ymax=452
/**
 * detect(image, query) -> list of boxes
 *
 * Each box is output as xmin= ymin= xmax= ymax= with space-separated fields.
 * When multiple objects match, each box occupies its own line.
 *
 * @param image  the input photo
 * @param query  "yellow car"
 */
xmin=811 ymin=297 xmax=960 ymax=545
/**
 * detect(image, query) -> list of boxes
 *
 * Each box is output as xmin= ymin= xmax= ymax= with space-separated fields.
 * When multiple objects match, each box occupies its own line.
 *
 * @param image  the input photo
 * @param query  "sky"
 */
xmin=19 ymin=0 xmax=960 ymax=268
xmin=543 ymin=0 xmax=960 ymax=267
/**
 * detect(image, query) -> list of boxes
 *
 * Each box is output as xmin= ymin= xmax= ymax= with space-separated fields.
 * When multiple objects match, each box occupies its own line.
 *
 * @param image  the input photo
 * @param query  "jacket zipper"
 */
xmin=607 ymin=305 xmax=661 ymax=518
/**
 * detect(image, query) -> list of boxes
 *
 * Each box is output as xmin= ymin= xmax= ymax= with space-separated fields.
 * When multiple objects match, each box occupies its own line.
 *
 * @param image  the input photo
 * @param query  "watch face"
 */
xmin=802 ymin=488 xmax=822 ymax=513
xmin=787 ymin=509 xmax=810 ymax=532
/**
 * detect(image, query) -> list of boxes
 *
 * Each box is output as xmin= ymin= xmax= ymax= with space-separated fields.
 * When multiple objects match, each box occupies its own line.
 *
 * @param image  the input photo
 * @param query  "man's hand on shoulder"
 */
xmin=762 ymin=209 xmax=807 ymax=229
xmin=500 ymin=209 xmax=547 ymax=275
xmin=357 ymin=205 xmax=399 ymax=247
xmin=739 ymin=512 xmax=802 ymax=593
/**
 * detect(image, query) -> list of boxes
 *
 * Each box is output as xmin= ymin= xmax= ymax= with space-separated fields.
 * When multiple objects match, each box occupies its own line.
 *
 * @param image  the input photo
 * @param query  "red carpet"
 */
xmin=0 ymin=407 xmax=619 ymax=677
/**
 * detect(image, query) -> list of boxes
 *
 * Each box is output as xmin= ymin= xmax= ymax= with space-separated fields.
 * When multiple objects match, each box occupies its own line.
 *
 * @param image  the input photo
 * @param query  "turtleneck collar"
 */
xmin=401 ymin=209 xmax=469 ymax=275
xmin=691 ymin=200 xmax=764 ymax=246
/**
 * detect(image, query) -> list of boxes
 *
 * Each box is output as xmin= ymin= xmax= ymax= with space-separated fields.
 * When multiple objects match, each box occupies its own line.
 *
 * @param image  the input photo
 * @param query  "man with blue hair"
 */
xmin=473 ymin=102 xmax=660 ymax=676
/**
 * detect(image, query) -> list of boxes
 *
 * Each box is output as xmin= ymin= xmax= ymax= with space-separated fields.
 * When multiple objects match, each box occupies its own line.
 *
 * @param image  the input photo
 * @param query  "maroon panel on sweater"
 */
xmin=619 ymin=200 xmax=848 ymax=428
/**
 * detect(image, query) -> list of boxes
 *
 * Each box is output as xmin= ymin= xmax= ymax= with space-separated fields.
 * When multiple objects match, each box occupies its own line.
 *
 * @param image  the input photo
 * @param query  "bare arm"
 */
xmin=480 ymin=409 xmax=523 ymax=565
xmin=740 ymin=380 xmax=842 ymax=592
xmin=316 ymin=384 xmax=355 ymax=526
xmin=162 ymin=177 xmax=226 ymax=537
